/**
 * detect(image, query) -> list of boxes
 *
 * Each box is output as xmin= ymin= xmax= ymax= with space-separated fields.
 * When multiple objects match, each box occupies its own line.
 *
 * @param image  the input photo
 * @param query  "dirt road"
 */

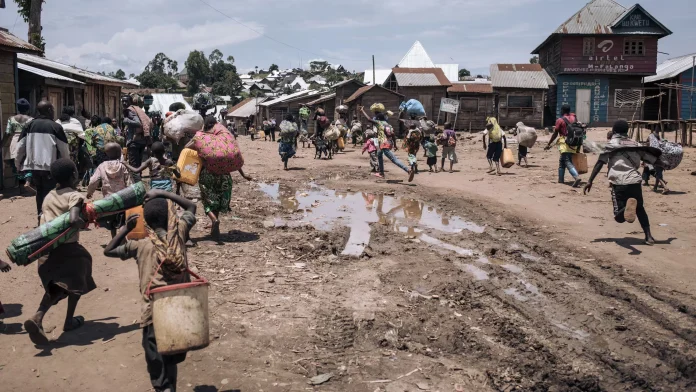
xmin=1 ymin=131 xmax=694 ymax=391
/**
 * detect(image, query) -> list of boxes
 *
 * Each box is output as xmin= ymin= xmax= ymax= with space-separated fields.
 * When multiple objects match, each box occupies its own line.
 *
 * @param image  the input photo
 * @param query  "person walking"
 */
xmin=4 ymin=98 xmax=33 ymax=192
xmin=644 ymin=128 xmax=669 ymax=194
xmin=482 ymin=117 xmax=507 ymax=176
xmin=359 ymin=105 xmax=414 ymax=182
xmin=440 ymin=123 xmax=458 ymax=173
xmin=123 ymin=94 xmax=153 ymax=182
xmin=545 ymin=104 xmax=582 ymax=187
xmin=584 ymin=120 xmax=660 ymax=245
xmin=14 ymin=100 xmax=71 ymax=224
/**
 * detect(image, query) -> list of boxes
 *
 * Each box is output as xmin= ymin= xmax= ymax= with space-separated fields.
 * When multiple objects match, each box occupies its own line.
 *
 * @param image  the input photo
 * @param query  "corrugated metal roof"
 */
xmin=259 ymin=90 xmax=318 ymax=107
xmin=229 ymin=97 xmax=267 ymax=118
xmin=363 ymin=69 xmax=392 ymax=86
xmin=332 ymin=78 xmax=364 ymax=88
xmin=448 ymin=82 xmax=493 ymax=94
xmin=18 ymin=62 xmax=84 ymax=84
xmin=435 ymin=64 xmax=460 ymax=83
xmin=553 ymin=0 xmax=626 ymax=35
xmin=490 ymin=64 xmax=552 ymax=89
xmin=344 ymin=84 xmax=404 ymax=104
xmin=0 ymin=28 xmax=41 ymax=53
xmin=645 ymin=53 xmax=696 ymax=83
xmin=307 ymin=93 xmax=336 ymax=106
xmin=394 ymin=73 xmax=440 ymax=87
xmin=399 ymin=41 xmax=435 ymax=68
xmin=17 ymin=53 xmax=139 ymax=87
xmin=392 ymin=67 xmax=452 ymax=87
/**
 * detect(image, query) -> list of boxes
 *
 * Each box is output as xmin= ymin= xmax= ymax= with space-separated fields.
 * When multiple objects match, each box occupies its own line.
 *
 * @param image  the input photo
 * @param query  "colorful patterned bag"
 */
xmin=192 ymin=123 xmax=244 ymax=175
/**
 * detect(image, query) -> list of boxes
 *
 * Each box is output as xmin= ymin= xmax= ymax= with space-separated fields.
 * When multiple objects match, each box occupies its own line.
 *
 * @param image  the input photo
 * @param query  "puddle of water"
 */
xmin=420 ymin=234 xmax=474 ymax=256
xmin=259 ymin=183 xmax=485 ymax=257
xmin=455 ymin=261 xmax=490 ymax=281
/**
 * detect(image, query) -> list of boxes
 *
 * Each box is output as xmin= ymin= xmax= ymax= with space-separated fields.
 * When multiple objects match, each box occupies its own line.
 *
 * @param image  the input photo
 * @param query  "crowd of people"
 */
xmin=0 ymin=94 xmax=684 ymax=392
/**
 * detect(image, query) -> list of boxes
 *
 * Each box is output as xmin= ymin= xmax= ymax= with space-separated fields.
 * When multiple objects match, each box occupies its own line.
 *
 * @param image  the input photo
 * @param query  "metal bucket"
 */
xmin=150 ymin=272 xmax=209 ymax=355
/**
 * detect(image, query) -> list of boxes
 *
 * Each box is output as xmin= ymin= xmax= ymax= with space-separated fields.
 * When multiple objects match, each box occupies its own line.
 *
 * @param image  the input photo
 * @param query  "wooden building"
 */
xmin=446 ymin=82 xmax=496 ymax=131
xmin=333 ymin=79 xmax=364 ymax=108
xmin=258 ymin=90 xmax=319 ymax=123
xmin=644 ymin=53 xmax=696 ymax=121
xmin=490 ymin=64 xmax=553 ymax=128
xmin=17 ymin=53 xmax=137 ymax=120
xmin=384 ymin=68 xmax=451 ymax=121
xmin=344 ymin=85 xmax=404 ymax=132
xmin=0 ymin=28 xmax=41 ymax=189
xmin=532 ymin=0 xmax=671 ymax=126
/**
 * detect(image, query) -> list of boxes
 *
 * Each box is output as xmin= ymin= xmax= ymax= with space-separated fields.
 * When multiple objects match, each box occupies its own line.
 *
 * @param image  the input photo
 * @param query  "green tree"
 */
xmin=310 ymin=60 xmax=329 ymax=72
xmin=269 ymin=64 xmax=279 ymax=73
xmin=530 ymin=56 xmax=539 ymax=64
xmin=14 ymin=0 xmax=46 ymax=51
xmin=458 ymin=68 xmax=471 ymax=79
xmin=108 ymin=69 xmax=126 ymax=80
xmin=185 ymin=50 xmax=211 ymax=95
xmin=136 ymin=53 xmax=179 ymax=89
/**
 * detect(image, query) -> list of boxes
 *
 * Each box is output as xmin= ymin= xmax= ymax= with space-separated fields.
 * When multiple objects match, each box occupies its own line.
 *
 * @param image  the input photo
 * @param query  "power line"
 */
xmin=196 ymin=0 xmax=370 ymax=64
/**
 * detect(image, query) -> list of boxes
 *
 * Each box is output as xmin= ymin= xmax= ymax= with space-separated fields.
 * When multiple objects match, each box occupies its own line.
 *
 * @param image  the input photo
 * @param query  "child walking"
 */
xmin=424 ymin=135 xmax=439 ymax=172
xmin=404 ymin=124 xmax=423 ymax=174
xmin=24 ymin=158 xmax=96 ymax=345
xmin=126 ymin=141 xmax=180 ymax=192
xmin=104 ymin=189 xmax=197 ymax=392
xmin=87 ymin=142 xmax=132 ymax=238
xmin=361 ymin=129 xmax=379 ymax=173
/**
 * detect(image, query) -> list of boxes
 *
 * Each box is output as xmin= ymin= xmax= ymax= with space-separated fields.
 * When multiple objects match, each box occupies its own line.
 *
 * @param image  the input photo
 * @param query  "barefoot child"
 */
xmin=126 ymin=141 xmax=180 ymax=192
xmin=424 ymin=135 xmax=439 ymax=172
xmin=24 ymin=158 xmax=96 ymax=345
xmin=583 ymin=120 xmax=661 ymax=245
xmin=439 ymin=122 xmax=458 ymax=173
xmin=104 ymin=189 xmax=197 ymax=392
xmin=404 ymin=123 xmax=423 ymax=174
xmin=87 ymin=142 xmax=132 ymax=238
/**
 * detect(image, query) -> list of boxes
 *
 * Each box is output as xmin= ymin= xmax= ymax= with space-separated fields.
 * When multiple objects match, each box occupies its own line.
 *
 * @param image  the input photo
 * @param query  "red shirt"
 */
xmin=555 ymin=114 xmax=576 ymax=137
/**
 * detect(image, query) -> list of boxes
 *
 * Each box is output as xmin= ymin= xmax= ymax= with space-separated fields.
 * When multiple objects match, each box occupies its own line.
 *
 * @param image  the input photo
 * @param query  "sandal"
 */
xmin=24 ymin=319 xmax=50 ymax=345
xmin=63 ymin=316 xmax=85 ymax=332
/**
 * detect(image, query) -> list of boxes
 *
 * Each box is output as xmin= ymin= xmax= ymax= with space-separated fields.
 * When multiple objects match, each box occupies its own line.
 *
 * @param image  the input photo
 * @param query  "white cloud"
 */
xmin=46 ymin=20 xmax=264 ymax=74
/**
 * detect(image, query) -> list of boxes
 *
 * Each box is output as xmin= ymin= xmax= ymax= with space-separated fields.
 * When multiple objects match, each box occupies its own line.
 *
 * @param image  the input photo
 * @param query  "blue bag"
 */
xmin=400 ymin=99 xmax=425 ymax=116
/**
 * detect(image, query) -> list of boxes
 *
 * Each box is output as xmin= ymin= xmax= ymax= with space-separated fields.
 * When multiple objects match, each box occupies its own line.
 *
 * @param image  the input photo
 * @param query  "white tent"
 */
xmin=150 ymin=94 xmax=192 ymax=114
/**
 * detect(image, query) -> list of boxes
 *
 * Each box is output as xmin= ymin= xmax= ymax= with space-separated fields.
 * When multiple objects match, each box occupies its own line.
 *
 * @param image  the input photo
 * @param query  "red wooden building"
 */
xmin=532 ymin=0 xmax=671 ymax=126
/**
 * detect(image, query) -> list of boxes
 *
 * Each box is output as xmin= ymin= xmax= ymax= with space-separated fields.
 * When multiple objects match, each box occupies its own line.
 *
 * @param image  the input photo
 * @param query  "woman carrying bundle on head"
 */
xmin=279 ymin=114 xmax=299 ymax=170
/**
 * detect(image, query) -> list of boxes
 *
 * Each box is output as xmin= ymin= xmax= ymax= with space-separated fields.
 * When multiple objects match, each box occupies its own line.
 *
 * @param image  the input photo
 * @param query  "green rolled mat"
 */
xmin=6 ymin=182 xmax=147 ymax=266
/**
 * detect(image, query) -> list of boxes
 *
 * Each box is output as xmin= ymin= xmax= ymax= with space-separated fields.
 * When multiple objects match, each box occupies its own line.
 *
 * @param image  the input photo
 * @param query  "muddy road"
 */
xmin=1 ymin=133 xmax=695 ymax=391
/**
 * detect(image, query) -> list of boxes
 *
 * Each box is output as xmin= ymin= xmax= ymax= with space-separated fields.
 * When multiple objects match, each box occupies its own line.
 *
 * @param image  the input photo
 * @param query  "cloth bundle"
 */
xmin=163 ymin=110 xmax=204 ymax=143
xmin=191 ymin=123 xmax=244 ymax=175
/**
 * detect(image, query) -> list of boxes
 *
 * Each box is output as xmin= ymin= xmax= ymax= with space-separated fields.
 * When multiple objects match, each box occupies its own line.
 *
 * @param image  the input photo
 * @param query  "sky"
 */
xmin=1 ymin=0 xmax=694 ymax=78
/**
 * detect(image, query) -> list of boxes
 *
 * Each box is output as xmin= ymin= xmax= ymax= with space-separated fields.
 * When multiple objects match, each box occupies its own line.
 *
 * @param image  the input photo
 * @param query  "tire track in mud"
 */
xmin=360 ymin=213 xmax=696 ymax=391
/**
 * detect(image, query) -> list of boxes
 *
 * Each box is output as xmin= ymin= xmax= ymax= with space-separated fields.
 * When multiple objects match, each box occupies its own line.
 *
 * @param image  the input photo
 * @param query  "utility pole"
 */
xmin=372 ymin=55 xmax=376 ymax=86
xmin=28 ymin=0 xmax=43 ymax=51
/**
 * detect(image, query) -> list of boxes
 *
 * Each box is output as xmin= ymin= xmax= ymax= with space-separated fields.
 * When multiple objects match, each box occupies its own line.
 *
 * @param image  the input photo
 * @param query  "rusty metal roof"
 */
xmin=0 ymin=28 xmax=41 ymax=53
xmin=344 ymin=84 xmax=404 ymax=104
xmin=448 ymin=82 xmax=493 ymax=94
xmin=490 ymin=64 xmax=553 ymax=90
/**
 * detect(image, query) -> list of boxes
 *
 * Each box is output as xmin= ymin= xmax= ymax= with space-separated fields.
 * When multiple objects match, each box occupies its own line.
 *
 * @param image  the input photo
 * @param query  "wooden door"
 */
xmin=576 ymin=89 xmax=591 ymax=124
xmin=48 ymin=88 xmax=63 ymax=120
xmin=419 ymin=95 xmax=433 ymax=119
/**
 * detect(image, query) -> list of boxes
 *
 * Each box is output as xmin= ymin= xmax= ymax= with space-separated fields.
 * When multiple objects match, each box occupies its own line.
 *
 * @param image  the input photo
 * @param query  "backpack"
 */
xmin=562 ymin=117 xmax=586 ymax=148
xmin=317 ymin=116 xmax=331 ymax=128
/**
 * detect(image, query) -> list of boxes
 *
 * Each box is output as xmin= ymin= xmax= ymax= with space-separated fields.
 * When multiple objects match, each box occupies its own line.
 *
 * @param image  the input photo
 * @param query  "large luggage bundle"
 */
xmin=324 ymin=125 xmax=340 ymax=141
xmin=192 ymin=123 xmax=244 ymax=175
xmin=656 ymin=140 xmax=683 ymax=170
xmin=163 ymin=110 xmax=204 ymax=143
xmin=516 ymin=122 xmax=538 ymax=148
xmin=400 ymin=99 xmax=425 ymax=117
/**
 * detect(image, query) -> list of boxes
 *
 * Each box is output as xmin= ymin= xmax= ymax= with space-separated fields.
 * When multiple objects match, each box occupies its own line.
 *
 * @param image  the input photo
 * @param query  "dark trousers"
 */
xmin=128 ymin=141 xmax=147 ymax=182
xmin=642 ymin=166 xmax=664 ymax=184
xmin=267 ymin=129 xmax=276 ymax=142
xmin=32 ymin=170 xmax=56 ymax=216
xmin=611 ymin=183 xmax=650 ymax=228
xmin=142 ymin=324 xmax=186 ymax=392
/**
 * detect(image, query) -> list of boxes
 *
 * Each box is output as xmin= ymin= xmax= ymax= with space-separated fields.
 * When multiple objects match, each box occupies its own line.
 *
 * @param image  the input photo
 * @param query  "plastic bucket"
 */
xmin=150 ymin=272 xmax=209 ymax=355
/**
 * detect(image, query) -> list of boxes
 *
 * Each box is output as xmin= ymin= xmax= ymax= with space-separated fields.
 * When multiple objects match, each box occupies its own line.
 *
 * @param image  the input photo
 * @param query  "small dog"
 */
xmin=312 ymin=137 xmax=332 ymax=160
